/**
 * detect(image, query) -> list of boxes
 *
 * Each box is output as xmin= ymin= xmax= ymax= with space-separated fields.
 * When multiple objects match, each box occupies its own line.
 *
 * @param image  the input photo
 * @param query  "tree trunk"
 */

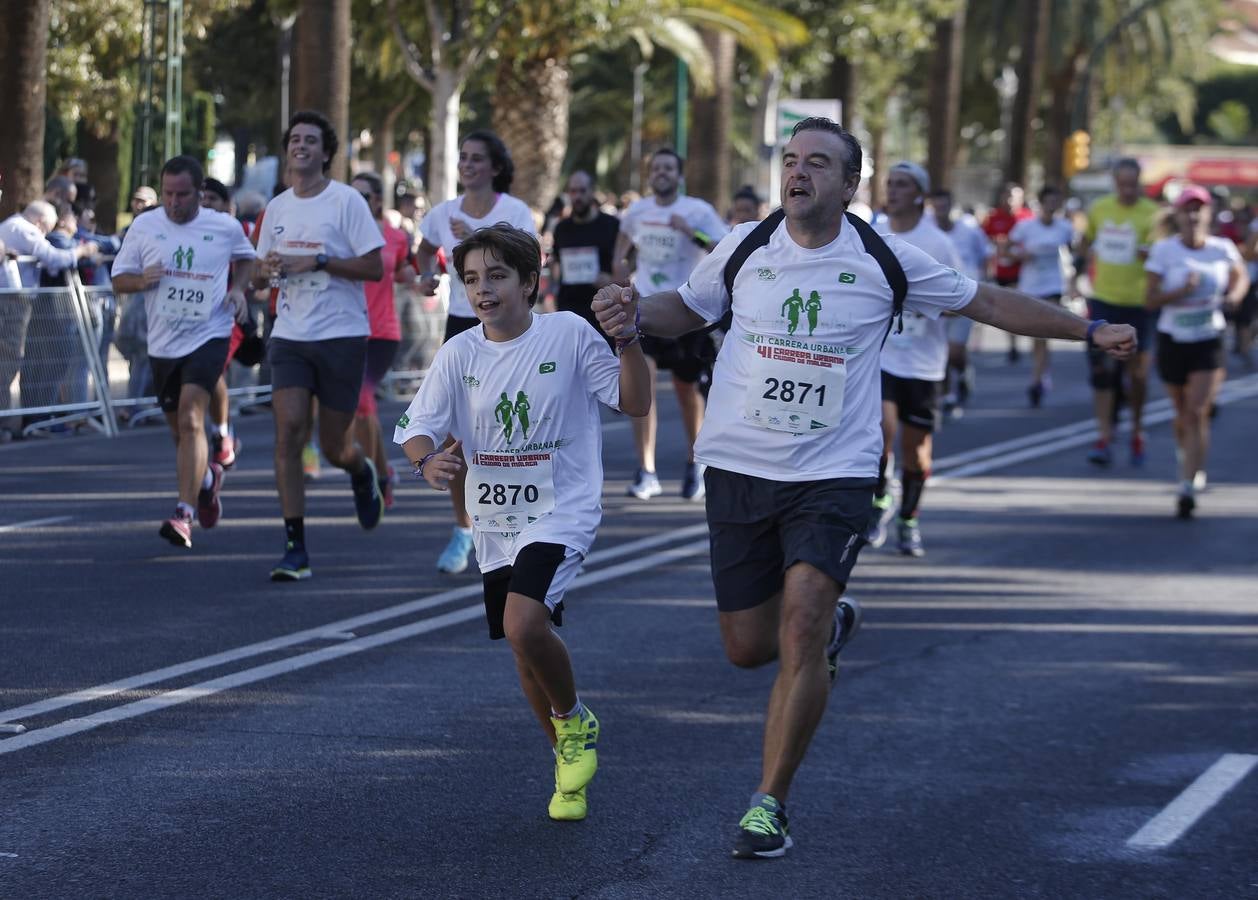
xmin=687 ymin=29 xmax=736 ymax=208
xmin=827 ymin=55 xmax=857 ymax=126
xmin=77 ymin=120 xmax=122 ymax=233
xmin=429 ymin=69 xmax=461 ymax=204
xmin=927 ymin=2 xmax=967 ymax=192
xmin=292 ymin=0 xmax=351 ymax=180
xmin=1006 ymin=0 xmax=1050 ymax=186
xmin=869 ymin=123 xmax=887 ymax=210
xmin=0 ymin=0 xmax=51 ymax=218
xmin=375 ymin=95 xmax=411 ymax=208
xmin=491 ymin=53 xmax=571 ymax=212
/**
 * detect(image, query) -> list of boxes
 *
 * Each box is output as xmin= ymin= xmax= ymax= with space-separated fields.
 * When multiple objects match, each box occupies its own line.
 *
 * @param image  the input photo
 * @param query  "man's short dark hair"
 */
xmin=353 ymin=171 xmax=384 ymax=197
xmin=452 ymin=223 xmax=542 ymax=306
xmin=161 ymin=155 xmax=205 ymax=190
xmin=202 ymin=177 xmax=230 ymax=203
xmin=930 ymin=187 xmax=953 ymax=201
xmin=651 ymin=147 xmax=685 ymax=175
xmin=789 ymin=117 xmax=862 ymax=182
xmin=1038 ymin=184 xmax=1062 ymax=202
xmin=733 ymin=185 xmax=761 ymax=204
xmin=567 ymin=169 xmax=594 ymax=189
xmin=283 ymin=110 xmax=338 ymax=173
xmin=461 ymin=130 xmax=515 ymax=194
xmin=1113 ymin=157 xmax=1141 ymax=177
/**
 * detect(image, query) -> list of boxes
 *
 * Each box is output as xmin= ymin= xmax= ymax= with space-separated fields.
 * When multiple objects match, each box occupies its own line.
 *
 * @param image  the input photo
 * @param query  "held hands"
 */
xmin=1092 ymin=324 xmax=1137 ymax=359
xmin=591 ymin=283 xmax=638 ymax=338
xmin=421 ymin=439 xmax=465 ymax=491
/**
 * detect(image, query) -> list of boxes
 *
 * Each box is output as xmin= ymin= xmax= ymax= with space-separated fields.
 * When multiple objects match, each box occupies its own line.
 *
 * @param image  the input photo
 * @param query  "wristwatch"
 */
xmin=314 ymin=253 xmax=329 ymax=272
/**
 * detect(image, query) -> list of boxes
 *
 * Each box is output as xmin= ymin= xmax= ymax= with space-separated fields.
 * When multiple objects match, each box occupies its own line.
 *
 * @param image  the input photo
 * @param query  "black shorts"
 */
xmin=705 ymin=467 xmax=873 ymax=612
xmin=444 ymin=314 xmax=480 ymax=343
xmin=1156 ymin=333 xmax=1224 ymax=386
xmin=1088 ymin=298 xmax=1153 ymax=352
xmin=880 ymin=371 xmax=942 ymax=433
xmin=481 ymin=542 xmax=579 ymax=640
xmin=640 ymin=332 xmax=716 ymax=384
xmin=268 ymin=336 xmax=367 ymax=413
xmin=149 ymin=338 xmax=229 ymax=413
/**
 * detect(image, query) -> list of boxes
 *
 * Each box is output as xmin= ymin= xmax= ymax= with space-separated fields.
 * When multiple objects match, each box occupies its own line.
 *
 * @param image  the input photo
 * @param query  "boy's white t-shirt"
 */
xmin=255 ymin=180 xmax=385 ymax=342
xmin=394 ymin=312 xmax=622 ymax=571
xmin=1010 ymin=216 xmax=1075 ymax=298
xmin=678 ymin=217 xmax=976 ymax=482
xmin=111 ymin=207 xmax=257 ymax=359
xmin=1145 ymin=235 xmax=1242 ymax=343
xmin=419 ymin=194 xmax=537 ymax=318
xmin=620 ymin=195 xmax=729 ymax=294
xmin=876 ymin=217 xmax=965 ymax=382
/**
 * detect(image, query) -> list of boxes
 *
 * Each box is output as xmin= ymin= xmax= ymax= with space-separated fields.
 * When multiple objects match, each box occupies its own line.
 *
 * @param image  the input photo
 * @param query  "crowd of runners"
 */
xmin=74 ymin=107 xmax=1253 ymax=856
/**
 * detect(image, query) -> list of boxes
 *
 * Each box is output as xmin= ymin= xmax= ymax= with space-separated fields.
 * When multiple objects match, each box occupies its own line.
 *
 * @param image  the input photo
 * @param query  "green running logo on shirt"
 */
xmin=494 ymin=390 xmax=533 ymax=444
xmin=838 ymin=272 xmax=856 ymax=284
xmin=781 ymin=288 xmax=824 ymax=336
xmin=538 ymin=361 xmax=556 ymax=374
xmin=171 ymin=245 xmax=196 ymax=271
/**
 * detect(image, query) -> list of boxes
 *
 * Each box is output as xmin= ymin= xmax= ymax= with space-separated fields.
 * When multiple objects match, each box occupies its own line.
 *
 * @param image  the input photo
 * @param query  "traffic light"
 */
xmin=1063 ymin=130 xmax=1091 ymax=179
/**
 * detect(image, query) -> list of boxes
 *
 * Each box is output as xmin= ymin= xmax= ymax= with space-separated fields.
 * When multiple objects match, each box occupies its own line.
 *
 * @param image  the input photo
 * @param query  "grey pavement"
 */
xmin=1 ymin=333 xmax=1256 ymax=898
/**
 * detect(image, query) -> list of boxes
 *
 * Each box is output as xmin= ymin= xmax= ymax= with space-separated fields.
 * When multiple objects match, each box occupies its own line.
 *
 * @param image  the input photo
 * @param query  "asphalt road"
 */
xmin=2 ymin=332 xmax=1256 ymax=899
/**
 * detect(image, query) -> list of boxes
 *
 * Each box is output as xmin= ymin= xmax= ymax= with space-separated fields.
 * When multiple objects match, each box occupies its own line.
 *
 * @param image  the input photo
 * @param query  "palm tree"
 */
xmin=293 ymin=0 xmax=352 ymax=180
xmin=490 ymin=0 xmax=807 ymax=211
xmin=0 ymin=0 xmax=52 ymax=218
xmin=927 ymin=2 xmax=968 ymax=192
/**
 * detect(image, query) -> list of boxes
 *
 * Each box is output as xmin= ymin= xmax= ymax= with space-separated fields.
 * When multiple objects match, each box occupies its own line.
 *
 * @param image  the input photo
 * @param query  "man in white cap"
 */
xmin=869 ymin=161 xmax=965 ymax=556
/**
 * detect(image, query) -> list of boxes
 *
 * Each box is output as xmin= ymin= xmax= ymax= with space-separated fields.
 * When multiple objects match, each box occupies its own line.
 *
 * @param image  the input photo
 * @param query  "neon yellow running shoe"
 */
xmin=302 ymin=443 xmax=321 ymax=481
xmin=551 ymin=706 xmax=599 ymax=795
xmin=548 ymin=766 xmax=587 ymax=822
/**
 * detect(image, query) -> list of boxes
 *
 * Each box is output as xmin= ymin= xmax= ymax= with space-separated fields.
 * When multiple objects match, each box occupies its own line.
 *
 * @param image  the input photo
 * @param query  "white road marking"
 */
xmin=933 ymin=373 xmax=1258 ymax=480
xmin=0 ymin=540 xmax=708 ymax=755
xmin=0 ymin=516 xmax=73 ymax=534
xmin=0 ymin=523 xmax=709 ymax=726
xmin=1126 ymin=753 xmax=1258 ymax=850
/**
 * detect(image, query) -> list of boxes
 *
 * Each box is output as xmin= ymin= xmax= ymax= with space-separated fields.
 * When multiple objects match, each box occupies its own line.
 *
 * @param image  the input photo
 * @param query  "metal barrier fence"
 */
xmin=1 ymin=261 xmax=118 ymax=438
xmin=1 ymin=263 xmax=445 ymax=440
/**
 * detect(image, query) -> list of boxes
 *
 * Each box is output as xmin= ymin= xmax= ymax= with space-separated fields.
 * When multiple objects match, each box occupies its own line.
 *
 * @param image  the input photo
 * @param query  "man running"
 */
xmin=255 ymin=110 xmax=386 ymax=581
xmin=614 ymin=148 xmax=728 ymax=501
xmin=870 ymin=161 xmax=966 ymax=557
xmin=930 ymin=187 xmax=992 ymax=416
xmin=199 ymin=177 xmax=248 ymax=469
xmin=397 ymin=224 xmax=650 ymax=822
xmin=982 ymin=182 xmax=1034 ymax=362
xmin=110 ymin=155 xmax=256 ymax=548
xmin=549 ymin=170 xmax=620 ymax=342
xmin=1010 ymin=185 xmax=1076 ymax=407
xmin=1079 ymin=158 xmax=1161 ymax=466
xmin=416 ymin=130 xmax=536 ymax=574
xmin=593 ymin=117 xmax=1134 ymax=860
xmin=1145 ymin=185 xmax=1249 ymax=517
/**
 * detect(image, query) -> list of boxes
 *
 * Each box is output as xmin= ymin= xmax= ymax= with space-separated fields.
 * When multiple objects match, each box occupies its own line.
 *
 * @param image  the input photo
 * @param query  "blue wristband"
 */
xmin=1086 ymin=318 xmax=1108 ymax=348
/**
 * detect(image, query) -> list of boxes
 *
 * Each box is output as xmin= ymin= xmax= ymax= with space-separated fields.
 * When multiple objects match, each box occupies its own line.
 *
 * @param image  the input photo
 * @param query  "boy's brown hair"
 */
xmin=452 ymin=223 xmax=542 ymax=305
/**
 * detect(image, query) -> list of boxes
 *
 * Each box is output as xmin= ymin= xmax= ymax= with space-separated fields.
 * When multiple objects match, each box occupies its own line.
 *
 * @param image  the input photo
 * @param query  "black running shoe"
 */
xmin=1176 ymin=494 xmax=1195 ymax=520
xmin=352 ymin=458 xmax=384 ymax=530
xmin=826 ymin=597 xmax=863 ymax=684
xmin=732 ymin=795 xmax=793 ymax=860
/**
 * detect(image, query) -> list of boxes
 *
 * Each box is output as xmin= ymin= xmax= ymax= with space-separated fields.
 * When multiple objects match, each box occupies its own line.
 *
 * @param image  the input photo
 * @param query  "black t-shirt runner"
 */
xmin=552 ymin=212 xmax=620 ymax=327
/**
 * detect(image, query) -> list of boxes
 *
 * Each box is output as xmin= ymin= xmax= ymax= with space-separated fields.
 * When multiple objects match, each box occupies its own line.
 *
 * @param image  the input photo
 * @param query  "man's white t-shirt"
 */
xmin=393 ymin=312 xmax=622 ymax=571
xmin=620 ymin=195 xmax=729 ymax=294
xmin=255 ymin=180 xmax=384 ymax=342
xmin=419 ymin=194 xmax=536 ymax=318
xmin=940 ymin=218 xmax=992 ymax=283
xmin=678 ymin=217 xmax=977 ymax=482
xmin=876 ymin=216 xmax=965 ymax=382
xmin=1145 ymin=235 xmax=1242 ymax=344
xmin=112 ymin=207 xmax=257 ymax=359
xmin=1010 ymin=216 xmax=1075 ymax=298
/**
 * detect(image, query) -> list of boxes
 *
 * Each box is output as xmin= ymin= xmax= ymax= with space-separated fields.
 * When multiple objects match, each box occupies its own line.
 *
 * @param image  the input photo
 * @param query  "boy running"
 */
xmin=395 ymin=224 xmax=651 ymax=821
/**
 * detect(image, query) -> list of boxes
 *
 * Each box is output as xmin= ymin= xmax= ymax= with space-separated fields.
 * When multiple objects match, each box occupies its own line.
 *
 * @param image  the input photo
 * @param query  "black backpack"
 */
xmin=720 ymin=208 xmax=907 ymax=344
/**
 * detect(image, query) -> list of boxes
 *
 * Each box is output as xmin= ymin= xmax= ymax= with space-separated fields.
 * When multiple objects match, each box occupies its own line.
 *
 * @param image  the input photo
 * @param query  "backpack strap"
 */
xmin=843 ymin=211 xmax=908 ymax=346
xmin=722 ymin=207 xmax=786 ymax=298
